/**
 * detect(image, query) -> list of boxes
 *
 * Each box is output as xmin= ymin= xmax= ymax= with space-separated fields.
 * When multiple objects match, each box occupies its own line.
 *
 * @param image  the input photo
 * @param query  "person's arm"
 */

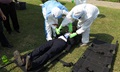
xmin=68 ymin=23 xmax=73 ymax=33
xmin=69 ymin=19 xmax=92 ymax=38
xmin=69 ymin=32 xmax=77 ymax=38
xmin=56 ymin=15 xmax=74 ymax=35
xmin=62 ymin=10 xmax=69 ymax=16
xmin=76 ymin=17 xmax=93 ymax=35
xmin=0 ymin=8 xmax=3 ymax=16
xmin=56 ymin=24 xmax=62 ymax=35
xmin=63 ymin=10 xmax=73 ymax=32
xmin=0 ymin=9 xmax=6 ymax=20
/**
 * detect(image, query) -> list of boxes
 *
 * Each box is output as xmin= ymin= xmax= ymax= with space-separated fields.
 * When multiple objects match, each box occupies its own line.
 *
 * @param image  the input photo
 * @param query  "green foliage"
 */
xmin=0 ymin=0 xmax=120 ymax=72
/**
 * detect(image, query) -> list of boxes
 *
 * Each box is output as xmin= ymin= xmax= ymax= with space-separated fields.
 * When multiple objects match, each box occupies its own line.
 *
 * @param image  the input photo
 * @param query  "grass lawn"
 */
xmin=0 ymin=0 xmax=120 ymax=72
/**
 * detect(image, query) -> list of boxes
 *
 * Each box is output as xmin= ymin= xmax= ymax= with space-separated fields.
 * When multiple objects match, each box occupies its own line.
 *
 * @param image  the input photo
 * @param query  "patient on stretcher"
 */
xmin=13 ymin=32 xmax=81 ymax=71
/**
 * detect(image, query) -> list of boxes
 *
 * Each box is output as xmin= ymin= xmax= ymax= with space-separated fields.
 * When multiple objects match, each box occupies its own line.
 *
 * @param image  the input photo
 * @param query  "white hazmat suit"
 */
xmin=60 ymin=4 xmax=99 ymax=44
xmin=42 ymin=0 xmax=68 ymax=41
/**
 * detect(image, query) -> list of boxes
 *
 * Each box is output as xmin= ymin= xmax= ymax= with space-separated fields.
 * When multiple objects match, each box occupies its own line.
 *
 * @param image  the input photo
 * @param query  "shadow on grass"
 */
xmin=97 ymin=13 xmax=106 ymax=18
xmin=90 ymin=33 xmax=114 ymax=43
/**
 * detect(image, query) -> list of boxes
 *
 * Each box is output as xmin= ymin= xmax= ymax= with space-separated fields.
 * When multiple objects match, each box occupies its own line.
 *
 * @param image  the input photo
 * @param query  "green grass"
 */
xmin=100 ymin=0 xmax=120 ymax=3
xmin=0 ymin=0 xmax=120 ymax=72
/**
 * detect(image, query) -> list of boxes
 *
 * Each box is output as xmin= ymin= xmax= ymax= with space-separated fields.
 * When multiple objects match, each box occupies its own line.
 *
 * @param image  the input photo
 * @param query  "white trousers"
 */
xmin=45 ymin=21 xmax=57 ymax=41
xmin=81 ymin=28 xmax=90 ymax=44
xmin=76 ymin=17 xmax=95 ymax=44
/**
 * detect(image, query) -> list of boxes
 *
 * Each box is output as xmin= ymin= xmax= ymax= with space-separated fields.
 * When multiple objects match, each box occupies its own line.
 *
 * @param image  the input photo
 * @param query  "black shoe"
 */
xmin=2 ymin=44 xmax=13 ymax=48
xmin=15 ymin=30 xmax=20 ymax=33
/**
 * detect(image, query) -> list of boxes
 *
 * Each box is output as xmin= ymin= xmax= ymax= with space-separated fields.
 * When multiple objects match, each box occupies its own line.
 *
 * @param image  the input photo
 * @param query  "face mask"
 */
xmin=72 ymin=14 xmax=81 ymax=20
xmin=53 ymin=14 xmax=62 ymax=19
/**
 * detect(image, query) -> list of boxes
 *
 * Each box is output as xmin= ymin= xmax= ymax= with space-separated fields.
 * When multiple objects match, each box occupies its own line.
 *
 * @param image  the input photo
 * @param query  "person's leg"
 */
xmin=50 ymin=18 xmax=58 ymax=38
xmin=9 ymin=2 xmax=20 ymax=32
xmin=0 ymin=32 xmax=10 ymax=46
xmin=77 ymin=17 xmax=94 ymax=46
xmin=44 ymin=21 xmax=52 ymax=41
xmin=0 ymin=19 xmax=13 ymax=48
xmin=81 ymin=28 xmax=90 ymax=44
xmin=0 ymin=25 xmax=9 ymax=46
xmin=13 ymin=40 xmax=54 ymax=66
xmin=29 ymin=39 xmax=66 ymax=69
xmin=0 ymin=4 xmax=12 ymax=34
xmin=51 ymin=24 xmax=57 ymax=38
xmin=29 ymin=40 xmax=55 ymax=61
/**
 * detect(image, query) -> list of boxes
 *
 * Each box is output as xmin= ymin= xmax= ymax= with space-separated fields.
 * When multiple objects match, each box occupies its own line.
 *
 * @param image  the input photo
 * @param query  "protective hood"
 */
xmin=72 ymin=9 xmax=84 ymax=20
xmin=51 ymin=7 xmax=63 ymax=19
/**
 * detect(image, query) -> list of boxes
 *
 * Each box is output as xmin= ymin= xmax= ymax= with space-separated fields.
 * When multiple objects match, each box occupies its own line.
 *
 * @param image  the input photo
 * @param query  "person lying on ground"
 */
xmin=13 ymin=32 xmax=81 ymax=71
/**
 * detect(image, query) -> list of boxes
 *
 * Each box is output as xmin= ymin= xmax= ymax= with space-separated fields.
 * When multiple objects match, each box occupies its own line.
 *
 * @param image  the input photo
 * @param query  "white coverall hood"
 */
xmin=51 ymin=7 xmax=63 ymax=19
xmin=72 ymin=8 xmax=85 ymax=20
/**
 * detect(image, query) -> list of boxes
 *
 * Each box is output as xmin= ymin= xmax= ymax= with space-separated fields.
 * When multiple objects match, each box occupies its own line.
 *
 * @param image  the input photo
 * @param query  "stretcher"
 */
xmin=14 ymin=50 xmax=74 ymax=72
xmin=0 ymin=51 xmax=72 ymax=72
xmin=72 ymin=39 xmax=119 ymax=72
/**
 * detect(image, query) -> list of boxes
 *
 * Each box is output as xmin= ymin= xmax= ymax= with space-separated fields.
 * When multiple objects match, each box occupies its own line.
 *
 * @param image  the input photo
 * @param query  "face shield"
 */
xmin=51 ymin=7 xmax=63 ymax=19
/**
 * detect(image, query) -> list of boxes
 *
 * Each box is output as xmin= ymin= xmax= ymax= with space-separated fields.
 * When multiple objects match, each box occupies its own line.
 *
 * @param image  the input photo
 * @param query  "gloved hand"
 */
xmin=68 ymin=23 xmax=73 ymax=33
xmin=69 ymin=33 xmax=77 ymax=38
xmin=55 ymin=28 xmax=60 ymax=35
xmin=55 ymin=25 xmax=62 ymax=35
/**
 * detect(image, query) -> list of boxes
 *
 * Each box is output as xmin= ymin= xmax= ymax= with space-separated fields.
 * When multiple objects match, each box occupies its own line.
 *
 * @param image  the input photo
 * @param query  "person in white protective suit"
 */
xmin=42 ymin=0 xmax=68 ymax=41
xmin=56 ymin=3 xmax=100 ymax=46
xmin=71 ymin=0 xmax=87 ymax=5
